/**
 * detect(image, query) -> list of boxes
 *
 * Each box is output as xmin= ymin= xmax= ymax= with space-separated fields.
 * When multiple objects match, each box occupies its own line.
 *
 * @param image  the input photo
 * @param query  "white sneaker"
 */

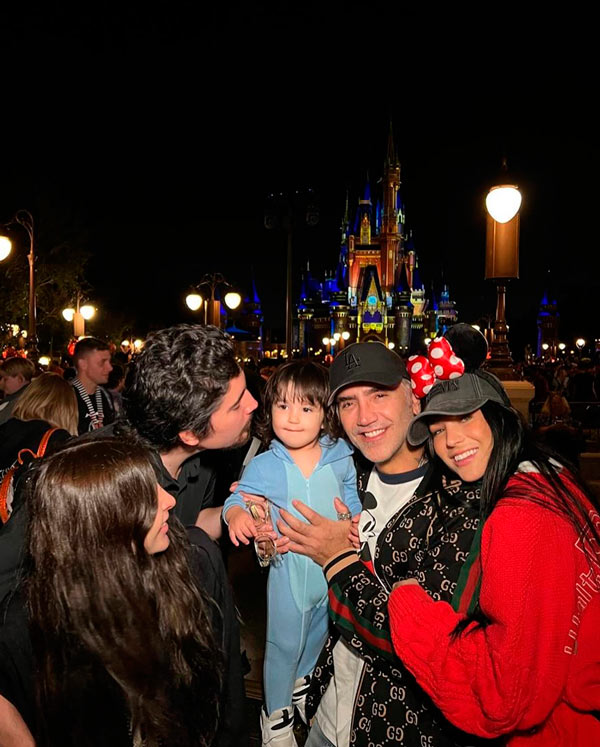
xmin=292 ymin=674 xmax=311 ymax=725
xmin=260 ymin=705 xmax=298 ymax=747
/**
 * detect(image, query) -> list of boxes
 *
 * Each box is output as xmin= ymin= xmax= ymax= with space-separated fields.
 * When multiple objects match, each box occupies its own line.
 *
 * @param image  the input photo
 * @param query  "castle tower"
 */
xmin=437 ymin=284 xmax=458 ymax=334
xmin=379 ymin=123 xmax=402 ymax=290
xmin=294 ymin=126 xmax=457 ymax=357
xmin=537 ymin=289 xmax=559 ymax=357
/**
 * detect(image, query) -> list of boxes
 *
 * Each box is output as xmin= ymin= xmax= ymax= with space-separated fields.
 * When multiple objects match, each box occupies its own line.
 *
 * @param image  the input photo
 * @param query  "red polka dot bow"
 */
xmin=407 ymin=338 xmax=465 ymax=398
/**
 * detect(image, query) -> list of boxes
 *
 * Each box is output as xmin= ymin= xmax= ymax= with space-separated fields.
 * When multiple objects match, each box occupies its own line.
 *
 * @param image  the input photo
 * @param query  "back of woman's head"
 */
xmin=29 ymin=438 xmax=157 ymax=572
xmin=13 ymin=372 xmax=78 ymax=435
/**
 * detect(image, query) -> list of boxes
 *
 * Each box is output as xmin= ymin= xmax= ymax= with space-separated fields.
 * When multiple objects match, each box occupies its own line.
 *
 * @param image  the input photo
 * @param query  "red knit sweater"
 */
xmin=388 ymin=468 xmax=600 ymax=746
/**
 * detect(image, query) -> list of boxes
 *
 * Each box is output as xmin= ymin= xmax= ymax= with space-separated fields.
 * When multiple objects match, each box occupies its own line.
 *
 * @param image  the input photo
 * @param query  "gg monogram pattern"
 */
xmin=308 ymin=465 xmax=497 ymax=746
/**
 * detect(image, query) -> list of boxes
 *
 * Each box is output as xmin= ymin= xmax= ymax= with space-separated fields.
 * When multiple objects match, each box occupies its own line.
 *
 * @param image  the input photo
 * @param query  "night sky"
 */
xmin=2 ymin=4 xmax=598 ymax=358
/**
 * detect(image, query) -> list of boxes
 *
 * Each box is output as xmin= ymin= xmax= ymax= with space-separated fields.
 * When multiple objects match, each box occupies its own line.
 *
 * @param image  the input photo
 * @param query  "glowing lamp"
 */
xmin=342 ymin=331 xmax=350 ymax=340
xmin=224 ymin=292 xmax=242 ymax=310
xmin=62 ymin=308 xmax=75 ymax=322
xmin=388 ymin=342 xmax=395 ymax=350
xmin=542 ymin=343 xmax=549 ymax=351
xmin=576 ymin=338 xmax=585 ymax=350
xmin=0 ymin=236 xmax=11 ymax=261
xmin=134 ymin=339 xmax=143 ymax=350
xmin=80 ymin=305 xmax=95 ymax=320
xmin=424 ymin=337 xmax=432 ymax=346
xmin=333 ymin=332 xmax=341 ymax=341
xmin=485 ymin=186 xmax=522 ymax=224
xmin=38 ymin=356 xmax=50 ymax=366
xmin=558 ymin=343 xmax=566 ymax=351
xmin=186 ymin=293 xmax=202 ymax=311
xmin=322 ymin=337 xmax=330 ymax=346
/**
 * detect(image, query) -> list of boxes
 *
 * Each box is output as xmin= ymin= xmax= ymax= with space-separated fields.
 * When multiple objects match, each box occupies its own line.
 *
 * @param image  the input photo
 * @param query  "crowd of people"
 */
xmin=0 ymin=323 xmax=598 ymax=746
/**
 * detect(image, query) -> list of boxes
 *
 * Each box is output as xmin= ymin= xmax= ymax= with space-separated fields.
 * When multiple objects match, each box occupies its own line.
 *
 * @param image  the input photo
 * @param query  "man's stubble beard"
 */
xmin=227 ymin=417 xmax=254 ymax=451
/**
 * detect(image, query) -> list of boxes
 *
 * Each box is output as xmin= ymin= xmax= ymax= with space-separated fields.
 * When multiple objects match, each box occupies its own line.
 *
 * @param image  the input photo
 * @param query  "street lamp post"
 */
xmin=265 ymin=190 xmax=319 ymax=358
xmin=484 ymin=163 xmax=522 ymax=380
xmin=0 ymin=209 xmax=38 ymax=361
xmin=63 ymin=293 xmax=96 ymax=338
xmin=185 ymin=273 xmax=241 ymax=328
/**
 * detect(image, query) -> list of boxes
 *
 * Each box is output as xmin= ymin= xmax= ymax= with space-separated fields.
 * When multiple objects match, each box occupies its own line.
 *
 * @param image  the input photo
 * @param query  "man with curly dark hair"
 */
xmin=119 ymin=324 xmax=258 ymax=538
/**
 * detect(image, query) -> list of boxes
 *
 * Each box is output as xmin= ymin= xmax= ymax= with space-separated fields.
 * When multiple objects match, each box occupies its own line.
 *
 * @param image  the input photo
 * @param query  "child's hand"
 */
xmin=225 ymin=506 xmax=258 ymax=547
xmin=349 ymin=513 xmax=361 ymax=550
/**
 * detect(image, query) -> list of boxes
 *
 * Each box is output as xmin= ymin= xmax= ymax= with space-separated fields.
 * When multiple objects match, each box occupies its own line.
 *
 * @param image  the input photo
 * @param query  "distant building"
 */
xmin=537 ymin=289 xmax=559 ymax=358
xmin=295 ymin=128 xmax=458 ymax=357
xmin=226 ymin=271 xmax=264 ymax=362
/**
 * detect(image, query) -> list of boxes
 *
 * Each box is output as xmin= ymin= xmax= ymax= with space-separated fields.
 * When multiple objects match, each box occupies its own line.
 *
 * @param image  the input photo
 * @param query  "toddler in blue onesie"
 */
xmin=223 ymin=361 xmax=361 ymax=747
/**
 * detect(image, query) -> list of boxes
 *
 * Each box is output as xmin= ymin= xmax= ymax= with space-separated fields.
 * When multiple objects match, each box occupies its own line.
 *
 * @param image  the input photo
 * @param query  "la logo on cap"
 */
xmin=344 ymin=352 xmax=361 ymax=370
xmin=436 ymin=380 xmax=460 ymax=393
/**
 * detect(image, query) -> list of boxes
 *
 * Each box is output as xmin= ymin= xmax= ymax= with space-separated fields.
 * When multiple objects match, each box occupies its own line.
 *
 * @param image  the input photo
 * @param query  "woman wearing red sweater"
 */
xmin=389 ymin=348 xmax=600 ymax=746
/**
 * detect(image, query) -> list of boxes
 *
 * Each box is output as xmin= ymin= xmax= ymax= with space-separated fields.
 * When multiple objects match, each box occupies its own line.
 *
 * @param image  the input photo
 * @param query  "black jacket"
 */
xmin=308 ymin=462 xmax=495 ymax=746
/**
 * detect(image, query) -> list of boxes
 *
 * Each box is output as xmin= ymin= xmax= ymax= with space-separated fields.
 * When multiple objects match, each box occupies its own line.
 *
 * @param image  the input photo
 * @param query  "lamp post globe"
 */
xmin=485 ymin=185 xmax=522 ymax=223
xmin=186 ymin=293 xmax=202 ymax=311
xmin=0 ymin=236 xmax=11 ymax=261
xmin=224 ymin=291 xmax=241 ymax=310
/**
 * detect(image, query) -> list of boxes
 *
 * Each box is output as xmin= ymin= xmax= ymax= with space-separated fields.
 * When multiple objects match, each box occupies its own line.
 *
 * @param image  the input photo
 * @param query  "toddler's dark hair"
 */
xmin=257 ymin=361 xmax=333 ymax=445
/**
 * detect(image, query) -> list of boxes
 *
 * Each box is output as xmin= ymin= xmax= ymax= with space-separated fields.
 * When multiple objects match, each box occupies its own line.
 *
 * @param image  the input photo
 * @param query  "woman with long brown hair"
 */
xmin=0 ymin=438 xmax=239 ymax=746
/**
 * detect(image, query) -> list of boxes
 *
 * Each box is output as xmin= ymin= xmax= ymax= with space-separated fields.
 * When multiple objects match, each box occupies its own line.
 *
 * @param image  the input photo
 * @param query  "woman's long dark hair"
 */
xmin=26 ymin=438 xmax=221 ymax=746
xmin=478 ymin=401 xmax=598 ymax=532
xmin=446 ymin=402 xmax=600 ymax=635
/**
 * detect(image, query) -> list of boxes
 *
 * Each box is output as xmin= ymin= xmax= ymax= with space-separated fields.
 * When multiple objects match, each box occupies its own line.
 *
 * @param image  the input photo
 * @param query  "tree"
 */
xmin=0 ymin=194 xmax=92 ymax=351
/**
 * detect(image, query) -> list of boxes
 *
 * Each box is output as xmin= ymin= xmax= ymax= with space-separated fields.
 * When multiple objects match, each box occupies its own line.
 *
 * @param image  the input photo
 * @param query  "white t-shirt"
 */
xmin=316 ymin=464 xmax=427 ymax=746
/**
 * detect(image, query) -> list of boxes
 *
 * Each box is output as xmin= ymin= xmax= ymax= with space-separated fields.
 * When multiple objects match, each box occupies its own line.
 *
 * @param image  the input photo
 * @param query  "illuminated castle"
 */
xmin=295 ymin=128 xmax=458 ymax=357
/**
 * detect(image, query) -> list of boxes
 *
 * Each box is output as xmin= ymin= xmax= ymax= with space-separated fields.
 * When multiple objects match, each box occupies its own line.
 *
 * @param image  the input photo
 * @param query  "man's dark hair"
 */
xmin=73 ymin=337 xmax=110 ymax=365
xmin=123 ymin=324 xmax=239 ymax=451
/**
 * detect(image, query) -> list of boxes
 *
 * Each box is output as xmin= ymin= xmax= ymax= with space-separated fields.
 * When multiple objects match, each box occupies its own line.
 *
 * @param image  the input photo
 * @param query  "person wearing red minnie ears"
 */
xmin=388 ymin=330 xmax=600 ymax=745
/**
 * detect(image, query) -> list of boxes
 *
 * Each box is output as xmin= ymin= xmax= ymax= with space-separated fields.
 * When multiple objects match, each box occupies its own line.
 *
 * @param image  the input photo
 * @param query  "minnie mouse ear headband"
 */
xmin=406 ymin=324 xmax=512 ymax=446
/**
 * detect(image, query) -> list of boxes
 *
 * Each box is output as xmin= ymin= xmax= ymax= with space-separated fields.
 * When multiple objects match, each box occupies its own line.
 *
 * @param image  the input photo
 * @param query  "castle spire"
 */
xmin=385 ymin=119 xmax=398 ymax=169
xmin=382 ymin=126 xmax=401 ymax=236
xmin=341 ymin=188 xmax=349 ymax=242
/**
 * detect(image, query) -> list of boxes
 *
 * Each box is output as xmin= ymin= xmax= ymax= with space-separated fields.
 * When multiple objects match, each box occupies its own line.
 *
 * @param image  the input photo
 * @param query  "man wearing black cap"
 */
xmin=279 ymin=342 xmax=484 ymax=747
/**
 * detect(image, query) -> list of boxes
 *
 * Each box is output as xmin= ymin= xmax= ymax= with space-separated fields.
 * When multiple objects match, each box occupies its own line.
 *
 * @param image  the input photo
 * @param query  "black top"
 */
xmin=151 ymin=451 xmax=217 ymax=525
xmin=99 ymin=421 xmax=217 ymax=526
xmin=0 ymin=418 xmax=71 ymax=474
xmin=0 ymin=527 xmax=248 ymax=747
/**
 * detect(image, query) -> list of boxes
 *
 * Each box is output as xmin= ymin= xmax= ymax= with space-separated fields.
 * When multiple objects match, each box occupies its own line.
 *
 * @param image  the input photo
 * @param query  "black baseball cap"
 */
xmin=328 ymin=342 xmax=409 ymax=405
xmin=407 ymin=370 xmax=512 ymax=445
